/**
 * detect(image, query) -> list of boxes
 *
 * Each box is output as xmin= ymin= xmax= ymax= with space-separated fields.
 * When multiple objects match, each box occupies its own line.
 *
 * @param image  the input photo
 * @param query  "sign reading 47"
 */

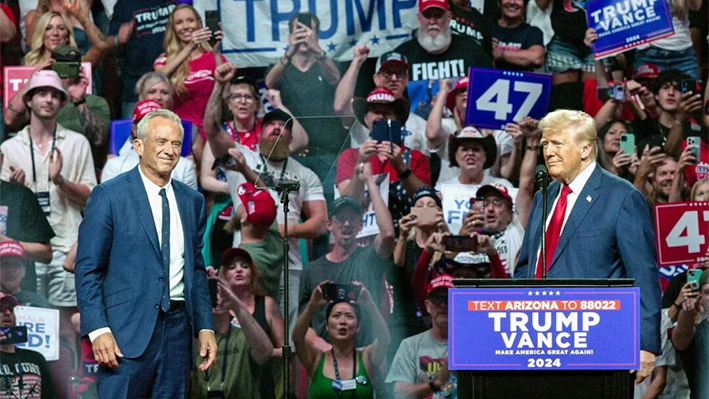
xmin=465 ymin=68 xmax=552 ymax=130
xmin=654 ymin=202 xmax=709 ymax=266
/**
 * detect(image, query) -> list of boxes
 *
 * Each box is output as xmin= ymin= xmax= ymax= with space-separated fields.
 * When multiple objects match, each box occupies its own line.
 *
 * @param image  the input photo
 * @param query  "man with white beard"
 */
xmin=393 ymin=0 xmax=491 ymax=119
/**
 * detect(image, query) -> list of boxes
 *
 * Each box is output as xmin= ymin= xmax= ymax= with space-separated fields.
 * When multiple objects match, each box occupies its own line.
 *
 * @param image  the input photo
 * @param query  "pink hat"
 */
xmin=132 ymin=100 xmax=163 ymax=125
xmin=22 ymin=70 xmax=69 ymax=107
xmin=477 ymin=183 xmax=513 ymax=205
xmin=0 ymin=241 xmax=25 ymax=260
xmin=446 ymin=77 xmax=469 ymax=113
xmin=419 ymin=0 xmax=449 ymax=12
xmin=237 ymin=182 xmax=277 ymax=231
xmin=427 ymin=273 xmax=455 ymax=294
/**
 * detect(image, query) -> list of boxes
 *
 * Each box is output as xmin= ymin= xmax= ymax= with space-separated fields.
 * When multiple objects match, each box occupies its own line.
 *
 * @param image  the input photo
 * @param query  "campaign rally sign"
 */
xmin=466 ymin=67 xmax=552 ymax=130
xmin=4 ymin=63 xmax=93 ymax=111
xmin=333 ymin=173 xmax=389 ymax=238
xmin=587 ymin=0 xmax=674 ymax=59
xmin=441 ymin=183 xmax=518 ymax=234
xmin=449 ymin=287 xmax=640 ymax=370
xmin=193 ymin=0 xmax=419 ymax=68
xmin=654 ymin=202 xmax=709 ymax=267
xmin=13 ymin=306 xmax=60 ymax=361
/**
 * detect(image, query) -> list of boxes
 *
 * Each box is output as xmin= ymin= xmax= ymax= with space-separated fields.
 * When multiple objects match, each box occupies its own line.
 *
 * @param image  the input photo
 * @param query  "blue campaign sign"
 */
xmin=449 ymin=287 xmax=640 ymax=371
xmin=465 ymin=67 xmax=552 ymax=130
xmin=587 ymin=0 xmax=674 ymax=59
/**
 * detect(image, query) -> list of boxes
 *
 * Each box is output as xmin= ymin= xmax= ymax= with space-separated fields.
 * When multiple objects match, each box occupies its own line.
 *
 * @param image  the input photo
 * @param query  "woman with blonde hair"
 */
xmin=154 ymin=4 xmax=225 ymax=167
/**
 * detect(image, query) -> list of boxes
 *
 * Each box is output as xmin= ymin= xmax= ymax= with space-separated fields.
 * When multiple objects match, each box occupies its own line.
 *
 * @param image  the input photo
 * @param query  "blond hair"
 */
xmin=24 ymin=12 xmax=78 ymax=66
xmin=539 ymin=109 xmax=598 ymax=159
xmin=163 ymin=4 xmax=210 ymax=96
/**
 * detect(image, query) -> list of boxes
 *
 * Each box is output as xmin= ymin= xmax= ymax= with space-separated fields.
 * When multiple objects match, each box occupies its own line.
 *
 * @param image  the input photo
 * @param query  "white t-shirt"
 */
xmin=435 ymin=174 xmax=514 ymax=192
xmin=225 ymin=143 xmax=325 ymax=271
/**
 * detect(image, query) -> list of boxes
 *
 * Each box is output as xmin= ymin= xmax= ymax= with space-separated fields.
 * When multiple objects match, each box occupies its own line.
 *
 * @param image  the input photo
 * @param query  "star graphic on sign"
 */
xmin=542 ymin=291 xmax=547 ymax=296
xmin=349 ymin=39 xmax=357 ymax=47
xmin=556 ymin=291 xmax=561 ymax=296
xmin=327 ymin=42 xmax=336 ymax=52
xmin=549 ymin=291 xmax=556 ymax=296
xmin=528 ymin=291 xmax=533 ymax=296
xmin=371 ymin=35 xmax=380 ymax=45
xmin=535 ymin=291 xmax=540 ymax=296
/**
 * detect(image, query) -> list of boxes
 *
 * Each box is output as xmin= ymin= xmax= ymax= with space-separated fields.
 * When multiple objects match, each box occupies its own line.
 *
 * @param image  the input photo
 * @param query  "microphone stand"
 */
xmin=540 ymin=180 xmax=548 ymax=279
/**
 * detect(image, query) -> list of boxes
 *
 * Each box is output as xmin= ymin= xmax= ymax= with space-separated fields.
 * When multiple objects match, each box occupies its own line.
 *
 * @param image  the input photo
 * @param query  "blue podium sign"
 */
xmin=587 ymin=0 xmax=674 ymax=59
xmin=465 ymin=67 xmax=552 ymax=130
xmin=449 ymin=287 xmax=640 ymax=371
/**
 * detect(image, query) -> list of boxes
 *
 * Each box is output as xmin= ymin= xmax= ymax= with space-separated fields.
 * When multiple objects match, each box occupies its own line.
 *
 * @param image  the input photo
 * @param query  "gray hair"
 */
xmin=135 ymin=109 xmax=184 ymax=141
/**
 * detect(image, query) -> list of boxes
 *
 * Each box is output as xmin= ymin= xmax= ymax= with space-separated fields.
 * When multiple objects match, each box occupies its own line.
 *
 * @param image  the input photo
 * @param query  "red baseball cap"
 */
xmin=446 ymin=77 xmax=469 ymax=113
xmin=0 ymin=241 xmax=25 ymax=260
xmin=477 ymin=183 xmax=513 ymax=205
xmin=220 ymin=247 xmax=253 ymax=267
xmin=237 ymin=182 xmax=277 ymax=231
xmin=633 ymin=63 xmax=660 ymax=81
xmin=427 ymin=273 xmax=454 ymax=294
xmin=132 ymin=100 xmax=163 ymax=125
xmin=419 ymin=0 xmax=449 ymax=12
xmin=0 ymin=293 xmax=18 ymax=308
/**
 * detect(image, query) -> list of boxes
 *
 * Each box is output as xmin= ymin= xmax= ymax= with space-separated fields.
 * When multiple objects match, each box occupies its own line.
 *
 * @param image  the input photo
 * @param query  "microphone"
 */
xmin=535 ymin=164 xmax=549 ymax=190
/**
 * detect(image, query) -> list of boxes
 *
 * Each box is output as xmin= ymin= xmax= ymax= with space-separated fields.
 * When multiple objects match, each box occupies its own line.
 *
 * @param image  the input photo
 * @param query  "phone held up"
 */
xmin=0 ymin=326 xmax=28 ymax=345
xmin=687 ymin=269 xmax=703 ymax=292
xmin=204 ymin=10 xmax=220 ymax=39
xmin=322 ymin=283 xmax=359 ymax=303
xmin=445 ymin=235 xmax=477 ymax=252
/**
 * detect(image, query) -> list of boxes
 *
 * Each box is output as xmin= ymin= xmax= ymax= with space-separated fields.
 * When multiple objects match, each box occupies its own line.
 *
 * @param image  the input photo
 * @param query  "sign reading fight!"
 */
xmin=654 ymin=202 xmax=709 ymax=267
xmin=465 ymin=67 xmax=552 ymax=130
xmin=586 ymin=0 xmax=674 ymax=59
xmin=449 ymin=287 xmax=639 ymax=370
xmin=3 ymin=64 xmax=93 ymax=111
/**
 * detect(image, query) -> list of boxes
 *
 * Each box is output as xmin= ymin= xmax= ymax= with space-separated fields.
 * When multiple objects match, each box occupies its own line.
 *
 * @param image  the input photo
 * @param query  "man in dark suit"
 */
xmin=514 ymin=109 xmax=661 ymax=383
xmin=75 ymin=109 xmax=217 ymax=398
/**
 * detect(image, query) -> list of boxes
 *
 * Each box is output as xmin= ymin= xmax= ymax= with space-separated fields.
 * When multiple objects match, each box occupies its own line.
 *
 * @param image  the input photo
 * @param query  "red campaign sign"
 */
xmin=654 ymin=202 xmax=709 ymax=266
xmin=4 ymin=63 xmax=92 ymax=110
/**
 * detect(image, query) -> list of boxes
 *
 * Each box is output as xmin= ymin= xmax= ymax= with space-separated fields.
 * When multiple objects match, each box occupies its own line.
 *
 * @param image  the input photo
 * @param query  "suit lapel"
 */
xmin=127 ymin=167 xmax=161 ymax=257
xmin=549 ymin=166 xmax=603 ymax=270
xmin=172 ymin=182 xmax=192 ymax=241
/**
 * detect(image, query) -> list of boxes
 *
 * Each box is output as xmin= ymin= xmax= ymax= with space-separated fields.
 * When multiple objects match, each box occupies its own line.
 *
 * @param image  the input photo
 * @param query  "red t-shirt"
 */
xmin=582 ymin=79 xmax=635 ymax=121
xmin=154 ymin=51 xmax=227 ymax=139
xmin=223 ymin=118 xmax=262 ymax=151
xmin=683 ymin=134 xmax=709 ymax=186
xmin=335 ymin=147 xmax=431 ymax=186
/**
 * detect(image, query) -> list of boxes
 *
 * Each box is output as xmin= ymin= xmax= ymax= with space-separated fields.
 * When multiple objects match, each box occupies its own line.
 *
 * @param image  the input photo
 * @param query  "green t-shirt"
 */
xmin=240 ymin=227 xmax=284 ymax=299
xmin=56 ymin=94 xmax=110 ymax=168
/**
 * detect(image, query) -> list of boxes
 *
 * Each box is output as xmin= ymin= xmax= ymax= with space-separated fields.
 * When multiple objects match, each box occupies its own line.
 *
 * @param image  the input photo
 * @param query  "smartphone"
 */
xmin=211 ymin=153 xmax=236 ymax=170
xmin=208 ymin=278 xmax=219 ymax=308
xmin=445 ymin=235 xmax=477 ymax=252
xmin=411 ymin=207 xmax=437 ymax=224
xmin=469 ymin=197 xmax=484 ymax=214
xmin=296 ymin=13 xmax=313 ymax=29
xmin=322 ymin=283 xmax=359 ymax=303
xmin=596 ymin=85 xmax=624 ymax=102
xmin=646 ymin=135 xmax=665 ymax=154
xmin=370 ymin=119 xmax=404 ymax=148
xmin=619 ymin=133 xmax=635 ymax=155
xmin=680 ymin=79 xmax=700 ymax=96
xmin=204 ymin=10 xmax=220 ymax=38
xmin=687 ymin=269 xmax=703 ymax=291
xmin=0 ymin=326 xmax=28 ymax=345
xmin=686 ymin=136 xmax=701 ymax=164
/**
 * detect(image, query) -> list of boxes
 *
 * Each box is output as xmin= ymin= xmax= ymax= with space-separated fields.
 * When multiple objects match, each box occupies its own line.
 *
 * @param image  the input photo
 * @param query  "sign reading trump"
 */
xmin=449 ymin=287 xmax=640 ymax=370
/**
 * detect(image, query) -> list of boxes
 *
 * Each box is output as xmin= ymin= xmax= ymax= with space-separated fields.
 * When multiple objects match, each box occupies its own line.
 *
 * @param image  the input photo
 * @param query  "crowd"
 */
xmin=0 ymin=0 xmax=708 ymax=397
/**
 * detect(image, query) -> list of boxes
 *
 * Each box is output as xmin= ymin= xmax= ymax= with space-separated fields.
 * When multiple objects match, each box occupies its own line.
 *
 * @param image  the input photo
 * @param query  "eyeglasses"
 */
xmin=331 ymin=214 xmax=361 ymax=225
xmin=482 ymin=198 xmax=507 ymax=208
xmin=229 ymin=94 xmax=255 ymax=102
xmin=378 ymin=70 xmax=408 ymax=81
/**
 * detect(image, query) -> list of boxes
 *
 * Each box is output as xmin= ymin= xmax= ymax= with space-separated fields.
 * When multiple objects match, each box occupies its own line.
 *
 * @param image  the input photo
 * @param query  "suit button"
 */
xmin=155 ymin=304 xmax=160 ymax=309
xmin=159 ymin=277 xmax=164 ymax=282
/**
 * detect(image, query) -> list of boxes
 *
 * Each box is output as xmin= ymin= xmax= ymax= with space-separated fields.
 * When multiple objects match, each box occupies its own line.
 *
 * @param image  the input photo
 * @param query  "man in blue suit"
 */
xmin=514 ymin=109 xmax=661 ymax=383
xmin=75 ymin=109 xmax=217 ymax=398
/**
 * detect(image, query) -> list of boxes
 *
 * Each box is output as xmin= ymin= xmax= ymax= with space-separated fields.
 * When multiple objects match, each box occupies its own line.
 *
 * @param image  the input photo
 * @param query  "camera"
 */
xmin=322 ymin=283 xmax=359 ymax=303
xmin=50 ymin=46 xmax=81 ymax=79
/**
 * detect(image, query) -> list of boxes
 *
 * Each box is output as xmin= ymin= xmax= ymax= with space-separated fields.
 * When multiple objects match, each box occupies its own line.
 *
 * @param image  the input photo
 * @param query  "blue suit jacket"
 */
xmin=514 ymin=165 xmax=661 ymax=354
xmin=75 ymin=166 xmax=215 ymax=358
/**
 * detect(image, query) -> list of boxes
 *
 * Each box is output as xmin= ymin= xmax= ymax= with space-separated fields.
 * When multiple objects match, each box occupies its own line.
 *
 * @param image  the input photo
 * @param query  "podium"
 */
xmin=451 ymin=278 xmax=637 ymax=399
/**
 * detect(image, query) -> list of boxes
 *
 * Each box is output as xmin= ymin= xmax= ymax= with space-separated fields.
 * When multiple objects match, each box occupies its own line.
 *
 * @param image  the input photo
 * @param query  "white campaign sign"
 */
xmin=13 ymin=306 xmax=60 ymax=361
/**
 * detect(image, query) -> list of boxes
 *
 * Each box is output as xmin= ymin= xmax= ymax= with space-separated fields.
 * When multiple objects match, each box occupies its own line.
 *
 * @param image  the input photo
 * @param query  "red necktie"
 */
xmin=536 ymin=185 xmax=572 ymax=278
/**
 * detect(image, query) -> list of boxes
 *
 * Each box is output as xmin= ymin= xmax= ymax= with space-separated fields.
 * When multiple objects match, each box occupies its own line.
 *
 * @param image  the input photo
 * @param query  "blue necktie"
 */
xmin=159 ymin=188 xmax=170 ymax=312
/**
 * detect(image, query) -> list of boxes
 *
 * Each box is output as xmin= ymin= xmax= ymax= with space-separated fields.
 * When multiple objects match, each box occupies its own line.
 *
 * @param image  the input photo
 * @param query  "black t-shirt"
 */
xmin=0 ymin=347 xmax=57 ymax=399
xmin=450 ymin=2 xmax=494 ymax=59
xmin=266 ymin=62 xmax=348 ymax=154
xmin=0 ymin=181 xmax=55 ymax=293
xmin=298 ymin=246 xmax=393 ymax=346
xmin=492 ymin=23 xmax=544 ymax=71
xmin=550 ymin=0 xmax=588 ymax=44
xmin=109 ymin=0 xmax=177 ymax=102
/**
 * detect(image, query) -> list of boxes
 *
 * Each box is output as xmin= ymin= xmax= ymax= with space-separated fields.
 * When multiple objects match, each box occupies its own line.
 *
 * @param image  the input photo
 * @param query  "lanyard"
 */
xmin=27 ymin=127 xmax=57 ymax=184
xmin=227 ymin=120 xmax=258 ymax=146
xmin=331 ymin=348 xmax=357 ymax=399
xmin=204 ymin=323 xmax=231 ymax=392
xmin=259 ymin=154 xmax=288 ymax=186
